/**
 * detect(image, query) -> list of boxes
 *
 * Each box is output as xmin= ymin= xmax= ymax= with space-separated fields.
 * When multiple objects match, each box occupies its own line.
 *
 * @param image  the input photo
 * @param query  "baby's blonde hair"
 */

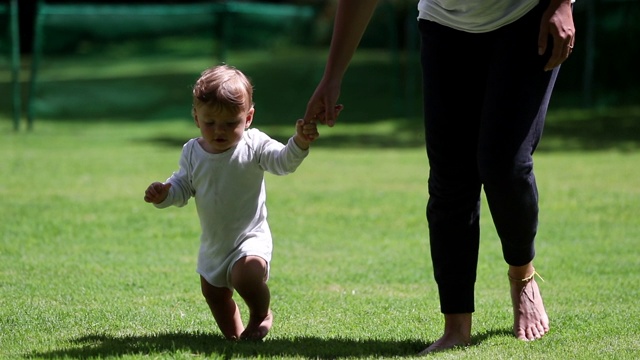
xmin=192 ymin=64 xmax=254 ymax=117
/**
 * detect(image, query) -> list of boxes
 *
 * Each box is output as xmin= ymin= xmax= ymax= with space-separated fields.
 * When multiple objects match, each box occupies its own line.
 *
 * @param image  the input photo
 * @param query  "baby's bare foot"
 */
xmin=240 ymin=310 xmax=273 ymax=341
xmin=510 ymin=274 xmax=549 ymax=341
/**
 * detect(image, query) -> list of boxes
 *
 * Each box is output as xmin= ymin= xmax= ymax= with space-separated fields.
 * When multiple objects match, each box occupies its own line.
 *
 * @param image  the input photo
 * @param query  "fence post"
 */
xmin=583 ymin=0 xmax=595 ymax=107
xmin=10 ymin=0 xmax=20 ymax=131
xmin=27 ymin=0 xmax=46 ymax=130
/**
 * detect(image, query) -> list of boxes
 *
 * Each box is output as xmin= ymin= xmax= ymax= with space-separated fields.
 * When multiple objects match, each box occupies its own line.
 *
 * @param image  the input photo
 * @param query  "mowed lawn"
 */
xmin=1 ymin=108 xmax=639 ymax=359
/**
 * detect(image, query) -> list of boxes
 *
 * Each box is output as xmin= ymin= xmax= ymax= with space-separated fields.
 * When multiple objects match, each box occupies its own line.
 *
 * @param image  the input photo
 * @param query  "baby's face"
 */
xmin=194 ymin=105 xmax=254 ymax=154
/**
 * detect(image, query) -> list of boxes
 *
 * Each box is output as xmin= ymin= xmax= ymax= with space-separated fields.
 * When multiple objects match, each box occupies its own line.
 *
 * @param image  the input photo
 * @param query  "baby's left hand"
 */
xmin=294 ymin=119 xmax=319 ymax=149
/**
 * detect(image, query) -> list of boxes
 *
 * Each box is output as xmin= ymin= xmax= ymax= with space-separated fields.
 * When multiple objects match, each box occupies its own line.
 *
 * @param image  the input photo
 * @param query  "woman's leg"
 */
xmin=420 ymin=19 xmax=487 ymax=317
xmin=477 ymin=2 xmax=556 ymax=341
xmin=419 ymin=19 xmax=489 ymax=352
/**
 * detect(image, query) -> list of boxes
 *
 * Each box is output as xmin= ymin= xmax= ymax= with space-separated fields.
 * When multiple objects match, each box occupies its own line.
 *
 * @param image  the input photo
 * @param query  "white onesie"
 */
xmin=155 ymin=128 xmax=309 ymax=289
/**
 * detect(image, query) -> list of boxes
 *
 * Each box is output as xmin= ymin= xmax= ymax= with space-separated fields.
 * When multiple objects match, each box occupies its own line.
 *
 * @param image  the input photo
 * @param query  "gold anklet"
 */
xmin=508 ymin=269 xmax=545 ymax=283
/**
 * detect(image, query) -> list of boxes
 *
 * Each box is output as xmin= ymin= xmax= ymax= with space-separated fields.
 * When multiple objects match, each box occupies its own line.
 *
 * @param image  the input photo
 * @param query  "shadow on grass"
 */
xmin=27 ymin=332 xmax=425 ymax=359
xmin=539 ymin=107 xmax=640 ymax=152
xmin=472 ymin=328 xmax=515 ymax=344
xmin=27 ymin=328 xmax=515 ymax=359
xmin=141 ymin=121 xmax=426 ymax=150
xmin=141 ymin=106 xmax=640 ymax=151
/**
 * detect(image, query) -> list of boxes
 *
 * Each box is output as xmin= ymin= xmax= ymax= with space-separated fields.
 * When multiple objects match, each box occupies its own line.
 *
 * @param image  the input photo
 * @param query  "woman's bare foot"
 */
xmin=240 ymin=310 xmax=273 ymax=341
xmin=509 ymin=268 xmax=549 ymax=340
xmin=418 ymin=313 xmax=471 ymax=355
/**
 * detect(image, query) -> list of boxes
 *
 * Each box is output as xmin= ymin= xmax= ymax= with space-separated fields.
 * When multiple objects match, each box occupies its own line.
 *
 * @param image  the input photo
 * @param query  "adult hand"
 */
xmin=303 ymin=78 xmax=343 ymax=127
xmin=303 ymin=0 xmax=378 ymax=126
xmin=539 ymin=0 xmax=575 ymax=71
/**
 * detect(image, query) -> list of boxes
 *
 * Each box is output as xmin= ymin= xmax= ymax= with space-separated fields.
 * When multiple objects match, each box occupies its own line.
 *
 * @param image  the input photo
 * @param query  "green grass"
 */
xmin=1 ymin=106 xmax=640 ymax=359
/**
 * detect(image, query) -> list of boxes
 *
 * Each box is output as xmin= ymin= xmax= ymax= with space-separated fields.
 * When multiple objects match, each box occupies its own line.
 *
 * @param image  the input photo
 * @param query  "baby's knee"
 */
xmin=231 ymin=256 xmax=268 ymax=288
xmin=200 ymin=276 xmax=232 ymax=302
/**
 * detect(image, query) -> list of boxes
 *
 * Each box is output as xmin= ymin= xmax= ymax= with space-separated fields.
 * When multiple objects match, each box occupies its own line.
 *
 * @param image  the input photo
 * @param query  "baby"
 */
xmin=144 ymin=64 xmax=326 ymax=340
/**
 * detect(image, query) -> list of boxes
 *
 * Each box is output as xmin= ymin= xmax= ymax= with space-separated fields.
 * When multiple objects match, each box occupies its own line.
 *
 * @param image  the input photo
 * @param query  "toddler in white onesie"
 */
xmin=144 ymin=64 xmax=335 ymax=341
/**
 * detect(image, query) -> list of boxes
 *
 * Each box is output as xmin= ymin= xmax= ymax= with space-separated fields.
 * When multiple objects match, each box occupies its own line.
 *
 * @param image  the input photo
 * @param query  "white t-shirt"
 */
xmin=417 ymin=0 xmax=539 ymax=33
xmin=156 ymin=128 xmax=309 ymax=288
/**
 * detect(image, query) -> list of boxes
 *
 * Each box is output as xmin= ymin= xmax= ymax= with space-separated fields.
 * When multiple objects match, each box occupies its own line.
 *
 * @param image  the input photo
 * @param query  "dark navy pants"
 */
xmin=419 ymin=2 xmax=560 ymax=314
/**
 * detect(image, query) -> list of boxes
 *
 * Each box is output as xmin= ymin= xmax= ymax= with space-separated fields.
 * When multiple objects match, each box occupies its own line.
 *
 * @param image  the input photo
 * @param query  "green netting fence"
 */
xmin=25 ymin=1 xmax=327 ymax=127
xmin=0 ymin=0 xmax=20 ymax=130
xmin=3 ymin=0 xmax=639 ymax=131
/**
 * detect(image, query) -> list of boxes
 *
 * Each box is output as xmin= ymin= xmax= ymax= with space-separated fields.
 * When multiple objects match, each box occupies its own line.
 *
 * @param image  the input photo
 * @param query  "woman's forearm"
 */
xmin=322 ymin=0 xmax=379 ymax=82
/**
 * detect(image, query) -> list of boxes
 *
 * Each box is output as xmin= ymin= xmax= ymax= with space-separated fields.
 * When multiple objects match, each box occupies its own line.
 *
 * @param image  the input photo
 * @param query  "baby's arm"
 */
xmin=293 ymin=119 xmax=319 ymax=150
xmin=144 ymin=182 xmax=172 ymax=204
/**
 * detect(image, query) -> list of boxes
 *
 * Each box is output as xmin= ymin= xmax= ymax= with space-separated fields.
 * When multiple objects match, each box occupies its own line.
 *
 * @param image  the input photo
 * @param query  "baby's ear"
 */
xmin=245 ymin=107 xmax=255 ymax=129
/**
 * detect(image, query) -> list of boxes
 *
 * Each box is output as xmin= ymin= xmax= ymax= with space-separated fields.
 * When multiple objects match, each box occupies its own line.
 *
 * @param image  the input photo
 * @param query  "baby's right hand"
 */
xmin=144 ymin=182 xmax=172 ymax=204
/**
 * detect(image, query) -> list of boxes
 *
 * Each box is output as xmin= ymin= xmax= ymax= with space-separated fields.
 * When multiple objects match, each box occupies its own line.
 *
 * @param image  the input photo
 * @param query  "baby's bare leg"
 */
xmin=509 ymin=264 xmax=549 ymax=341
xmin=200 ymin=276 xmax=244 ymax=340
xmin=231 ymin=256 xmax=272 ymax=340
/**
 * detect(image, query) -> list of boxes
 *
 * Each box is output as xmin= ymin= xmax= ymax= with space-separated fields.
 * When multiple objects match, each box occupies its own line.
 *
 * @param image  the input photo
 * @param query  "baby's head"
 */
xmin=191 ymin=65 xmax=256 ymax=154
xmin=192 ymin=64 xmax=254 ymax=118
